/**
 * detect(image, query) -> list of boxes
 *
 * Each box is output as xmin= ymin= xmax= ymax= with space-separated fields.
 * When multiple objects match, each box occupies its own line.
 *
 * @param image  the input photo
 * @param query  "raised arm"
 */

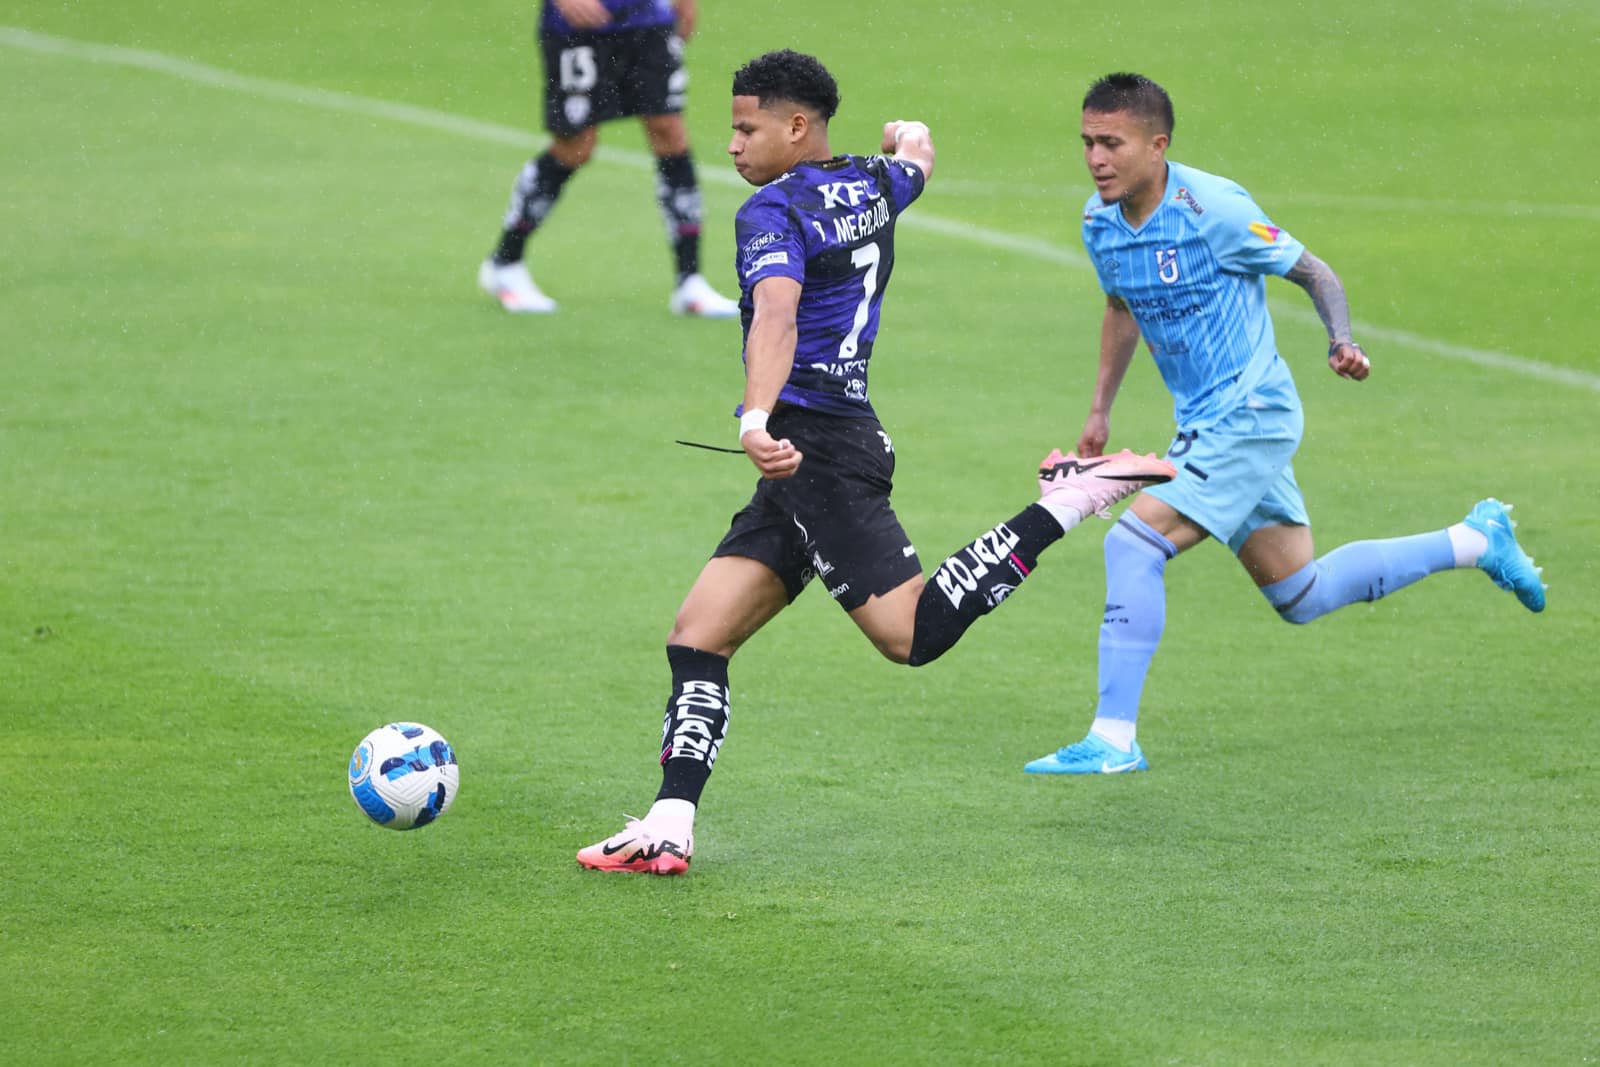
xmin=1284 ymin=249 xmax=1369 ymax=380
xmin=738 ymin=276 xmax=804 ymax=479
xmin=1078 ymin=295 xmax=1142 ymax=457
xmin=880 ymin=120 xmax=935 ymax=182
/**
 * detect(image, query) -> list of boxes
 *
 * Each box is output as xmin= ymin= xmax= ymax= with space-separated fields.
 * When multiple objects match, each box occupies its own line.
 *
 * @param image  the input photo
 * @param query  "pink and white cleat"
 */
xmin=668 ymin=273 xmax=740 ymax=319
xmin=1038 ymin=448 xmax=1176 ymax=519
xmin=478 ymin=259 xmax=557 ymax=313
xmin=576 ymin=817 xmax=692 ymax=875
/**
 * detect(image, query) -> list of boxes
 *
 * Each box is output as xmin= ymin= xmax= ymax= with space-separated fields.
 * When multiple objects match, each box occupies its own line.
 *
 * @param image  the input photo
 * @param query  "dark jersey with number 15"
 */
xmin=734 ymin=154 xmax=927 ymax=417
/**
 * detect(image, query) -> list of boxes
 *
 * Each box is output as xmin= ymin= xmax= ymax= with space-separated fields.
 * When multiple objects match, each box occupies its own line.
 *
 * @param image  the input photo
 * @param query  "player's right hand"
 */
xmin=742 ymin=429 xmax=803 ymax=479
xmin=1077 ymin=413 xmax=1110 ymax=458
xmin=553 ymin=0 xmax=611 ymax=29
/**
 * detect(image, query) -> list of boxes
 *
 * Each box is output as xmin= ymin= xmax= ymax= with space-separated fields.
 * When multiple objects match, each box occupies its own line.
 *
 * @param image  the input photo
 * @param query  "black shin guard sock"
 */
xmin=493 ymin=151 xmax=576 ymax=265
xmin=654 ymin=152 xmax=702 ymax=281
xmin=656 ymin=644 xmax=731 ymax=804
xmin=907 ymin=504 xmax=1064 ymax=666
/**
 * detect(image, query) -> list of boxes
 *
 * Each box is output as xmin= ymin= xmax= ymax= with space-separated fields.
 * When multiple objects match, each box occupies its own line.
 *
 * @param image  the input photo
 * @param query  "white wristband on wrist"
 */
xmin=739 ymin=408 xmax=770 ymax=439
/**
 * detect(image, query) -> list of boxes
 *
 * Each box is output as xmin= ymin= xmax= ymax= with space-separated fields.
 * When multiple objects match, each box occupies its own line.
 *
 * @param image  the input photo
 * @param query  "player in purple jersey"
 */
xmin=1024 ymin=73 xmax=1547 ymax=776
xmin=577 ymin=50 xmax=1175 ymax=874
xmin=476 ymin=0 xmax=738 ymax=317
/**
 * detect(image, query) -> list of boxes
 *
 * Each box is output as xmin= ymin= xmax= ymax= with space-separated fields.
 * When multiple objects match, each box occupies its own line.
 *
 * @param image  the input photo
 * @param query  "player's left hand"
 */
xmin=1328 ymin=341 xmax=1370 ymax=381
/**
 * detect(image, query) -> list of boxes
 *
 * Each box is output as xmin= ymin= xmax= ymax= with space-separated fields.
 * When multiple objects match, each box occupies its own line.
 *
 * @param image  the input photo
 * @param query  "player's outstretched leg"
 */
xmin=1463 ymin=498 xmax=1546 ymax=612
xmin=906 ymin=450 xmax=1173 ymax=667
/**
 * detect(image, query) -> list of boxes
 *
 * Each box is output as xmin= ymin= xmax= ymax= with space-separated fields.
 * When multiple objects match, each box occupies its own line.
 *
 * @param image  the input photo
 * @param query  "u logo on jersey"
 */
xmin=1156 ymin=248 xmax=1180 ymax=284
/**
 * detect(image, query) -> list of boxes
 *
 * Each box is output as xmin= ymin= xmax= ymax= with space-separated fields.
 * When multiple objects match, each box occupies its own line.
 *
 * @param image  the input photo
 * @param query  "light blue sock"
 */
xmin=1262 ymin=530 xmax=1455 ymax=624
xmin=1095 ymin=513 xmax=1177 ymax=730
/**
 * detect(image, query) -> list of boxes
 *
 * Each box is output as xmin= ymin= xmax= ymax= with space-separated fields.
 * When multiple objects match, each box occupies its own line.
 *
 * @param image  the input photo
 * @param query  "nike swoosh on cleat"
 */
xmin=600 ymin=837 xmax=638 ymax=856
xmin=1043 ymin=459 xmax=1110 ymax=476
xmin=1100 ymin=758 xmax=1142 ymax=773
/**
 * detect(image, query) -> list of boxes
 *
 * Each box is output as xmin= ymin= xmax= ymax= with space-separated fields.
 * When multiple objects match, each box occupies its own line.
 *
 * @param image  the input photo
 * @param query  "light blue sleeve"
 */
xmin=1193 ymin=180 xmax=1306 ymax=277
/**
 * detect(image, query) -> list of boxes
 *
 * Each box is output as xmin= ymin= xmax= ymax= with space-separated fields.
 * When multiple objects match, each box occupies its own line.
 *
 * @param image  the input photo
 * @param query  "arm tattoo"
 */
xmin=1284 ymin=251 xmax=1352 ymax=344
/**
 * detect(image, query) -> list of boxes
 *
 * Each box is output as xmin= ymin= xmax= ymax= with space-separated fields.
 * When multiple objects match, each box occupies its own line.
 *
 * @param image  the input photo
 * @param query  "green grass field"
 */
xmin=3 ymin=2 xmax=1598 ymax=1063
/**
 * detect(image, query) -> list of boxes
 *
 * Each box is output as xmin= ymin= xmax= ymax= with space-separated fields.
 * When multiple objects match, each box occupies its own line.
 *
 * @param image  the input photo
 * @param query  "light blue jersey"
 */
xmin=1082 ymin=161 xmax=1305 ymax=429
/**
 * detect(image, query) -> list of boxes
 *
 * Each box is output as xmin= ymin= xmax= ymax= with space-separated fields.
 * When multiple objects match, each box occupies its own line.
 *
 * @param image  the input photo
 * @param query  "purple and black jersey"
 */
xmin=734 ymin=154 xmax=927 ymax=416
xmin=541 ymin=0 xmax=675 ymax=36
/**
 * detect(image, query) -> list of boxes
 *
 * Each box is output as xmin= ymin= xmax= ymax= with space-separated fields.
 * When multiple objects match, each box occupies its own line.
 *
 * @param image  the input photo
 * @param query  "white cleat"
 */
xmin=669 ymin=273 xmax=740 ymax=319
xmin=478 ymin=259 xmax=557 ymax=313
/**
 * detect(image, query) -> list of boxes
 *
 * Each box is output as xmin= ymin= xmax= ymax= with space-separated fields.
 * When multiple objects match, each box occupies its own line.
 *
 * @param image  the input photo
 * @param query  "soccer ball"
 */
xmin=348 ymin=722 xmax=459 ymax=830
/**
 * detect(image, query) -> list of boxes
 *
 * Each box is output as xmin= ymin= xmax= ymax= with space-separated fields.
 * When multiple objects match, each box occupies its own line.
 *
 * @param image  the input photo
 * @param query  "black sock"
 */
xmin=492 ymin=151 xmax=576 ymax=265
xmin=654 ymin=152 xmax=702 ymax=281
xmin=655 ymin=644 xmax=730 ymax=804
xmin=907 ymin=504 xmax=1064 ymax=666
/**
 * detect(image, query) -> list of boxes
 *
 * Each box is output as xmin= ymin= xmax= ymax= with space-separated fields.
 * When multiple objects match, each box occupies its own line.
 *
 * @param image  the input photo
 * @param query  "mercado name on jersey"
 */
xmin=734 ymin=154 xmax=926 ymax=416
xmin=1082 ymin=160 xmax=1307 ymax=429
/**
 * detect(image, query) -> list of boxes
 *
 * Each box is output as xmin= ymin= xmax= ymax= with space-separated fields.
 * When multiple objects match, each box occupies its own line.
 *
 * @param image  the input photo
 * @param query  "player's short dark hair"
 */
xmin=1083 ymin=72 xmax=1174 ymax=137
xmin=732 ymin=50 xmax=840 ymax=122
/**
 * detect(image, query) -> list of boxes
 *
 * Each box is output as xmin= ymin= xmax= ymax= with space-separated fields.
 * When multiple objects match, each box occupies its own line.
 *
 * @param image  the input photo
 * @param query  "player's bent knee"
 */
xmin=882 ymin=639 xmax=913 ymax=666
xmin=551 ymin=132 xmax=598 ymax=169
xmin=1260 ymin=560 xmax=1326 ymax=625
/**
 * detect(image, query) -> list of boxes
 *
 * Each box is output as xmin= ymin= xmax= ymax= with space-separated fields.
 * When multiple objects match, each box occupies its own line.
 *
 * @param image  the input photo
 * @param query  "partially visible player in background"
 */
xmin=576 ymin=50 xmax=1173 ymax=875
xmin=477 ymin=0 xmax=738 ymax=317
xmin=1024 ymin=72 xmax=1547 ymax=777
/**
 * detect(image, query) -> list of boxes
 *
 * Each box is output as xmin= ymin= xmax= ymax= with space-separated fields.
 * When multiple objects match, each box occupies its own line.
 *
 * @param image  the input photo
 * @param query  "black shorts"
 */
xmin=540 ymin=26 xmax=686 ymax=136
xmin=713 ymin=407 xmax=924 ymax=612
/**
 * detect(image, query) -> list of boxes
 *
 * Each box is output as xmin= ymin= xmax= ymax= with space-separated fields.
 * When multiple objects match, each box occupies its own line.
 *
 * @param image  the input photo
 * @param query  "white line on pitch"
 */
xmin=5 ymin=25 xmax=1596 ymax=393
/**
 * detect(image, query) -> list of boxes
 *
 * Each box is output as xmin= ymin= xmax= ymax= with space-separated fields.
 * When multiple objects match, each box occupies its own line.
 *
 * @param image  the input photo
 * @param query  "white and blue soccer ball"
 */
xmin=348 ymin=722 xmax=459 ymax=830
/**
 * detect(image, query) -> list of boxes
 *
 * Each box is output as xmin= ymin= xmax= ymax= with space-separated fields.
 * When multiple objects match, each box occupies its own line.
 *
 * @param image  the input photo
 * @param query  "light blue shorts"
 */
xmin=1145 ymin=361 xmax=1310 ymax=555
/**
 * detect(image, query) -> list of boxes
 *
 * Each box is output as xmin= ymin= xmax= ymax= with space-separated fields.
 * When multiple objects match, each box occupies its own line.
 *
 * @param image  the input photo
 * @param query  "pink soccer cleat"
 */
xmin=576 ymin=817 xmax=692 ymax=875
xmin=1038 ymin=448 xmax=1176 ymax=519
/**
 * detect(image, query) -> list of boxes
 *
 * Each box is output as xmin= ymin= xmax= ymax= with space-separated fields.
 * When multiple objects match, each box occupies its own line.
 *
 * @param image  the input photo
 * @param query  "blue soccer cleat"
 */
xmin=1024 ymin=732 xmax=1148 ymax=775
xmin=1463 ymin=498 xmax=1546 ymax=613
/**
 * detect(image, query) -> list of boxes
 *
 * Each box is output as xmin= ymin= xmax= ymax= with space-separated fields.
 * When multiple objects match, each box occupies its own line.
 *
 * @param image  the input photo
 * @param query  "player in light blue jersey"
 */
xmin=576 ymin=52 xmax=1174 ymax=872
xmin=1025 ymin=73 xmax=1547 ymax=776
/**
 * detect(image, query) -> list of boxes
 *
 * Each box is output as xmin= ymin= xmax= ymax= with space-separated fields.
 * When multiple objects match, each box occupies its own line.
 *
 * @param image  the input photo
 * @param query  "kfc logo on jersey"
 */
xmin=1156 ymin=248 xmax=1180 ymax=284
xmin=819 ymin=180 xmax=872 ymax=209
